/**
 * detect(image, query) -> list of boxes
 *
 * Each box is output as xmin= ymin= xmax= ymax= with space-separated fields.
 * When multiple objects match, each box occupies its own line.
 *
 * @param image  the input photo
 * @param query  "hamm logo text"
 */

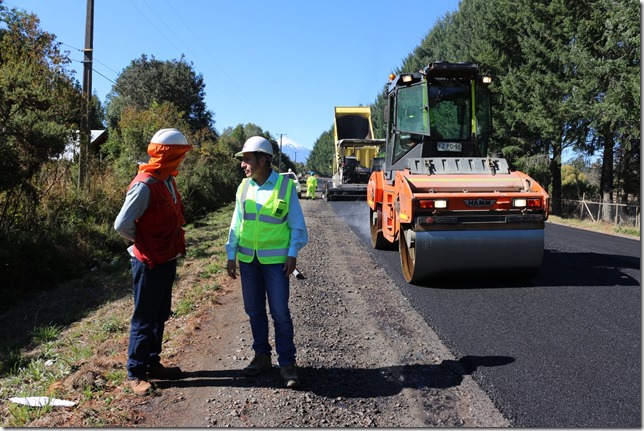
xmin=464 ymin=199 xmax=496 ymax=208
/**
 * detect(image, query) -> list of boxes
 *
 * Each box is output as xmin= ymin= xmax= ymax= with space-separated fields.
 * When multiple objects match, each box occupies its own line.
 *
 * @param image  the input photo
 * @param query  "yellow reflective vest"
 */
xmin=237 ymin=174 xmax=292 ymax=264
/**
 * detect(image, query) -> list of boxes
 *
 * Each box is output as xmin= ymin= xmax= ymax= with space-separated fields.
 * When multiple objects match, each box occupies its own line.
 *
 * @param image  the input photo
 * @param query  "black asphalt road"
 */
xmin=329 ymin=201 xmax=641 ymax=427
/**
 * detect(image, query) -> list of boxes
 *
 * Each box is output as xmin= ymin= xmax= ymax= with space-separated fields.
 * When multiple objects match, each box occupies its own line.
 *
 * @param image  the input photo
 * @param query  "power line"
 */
xmin=127 ymin=0 xmax=253 ymax=117
xmin=70 ymin=58 xmax=116 ymax=85
xmin=162 ymin=0 xmax=260 ymax=119
xmin=127 ymin=0 xmax=186 ymax=56
xmin=60 ymin=41 xmax=81 ymax=51
xmin=62 ymin=37 xmax=119 ymax=85
xmin=92 ymin=57 xmax=119 ymax=75
xmin=92 ymin=68 xmax=116 ymax=85
xmin=59 ymin=41 xmax=117 ymax=74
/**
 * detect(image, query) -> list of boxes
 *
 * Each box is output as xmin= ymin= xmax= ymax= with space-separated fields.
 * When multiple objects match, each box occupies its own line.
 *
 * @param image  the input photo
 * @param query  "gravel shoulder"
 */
xmin=135 ymin=199 xmax=509 ymax=427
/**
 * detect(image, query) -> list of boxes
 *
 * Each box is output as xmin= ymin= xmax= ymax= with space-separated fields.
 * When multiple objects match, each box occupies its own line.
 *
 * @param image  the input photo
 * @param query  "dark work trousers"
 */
xmin=239 ymin=257 xmax=295 ymax=367
xmin=127 ymin=256 xmax=176 ymax=380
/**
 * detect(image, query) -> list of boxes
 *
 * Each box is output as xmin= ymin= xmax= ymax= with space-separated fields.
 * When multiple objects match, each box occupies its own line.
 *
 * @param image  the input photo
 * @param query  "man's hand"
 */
xmin=283 ymin=256 xmax=296 ymax=276
xmin=227 ymin=259 xmax=237 ymax=279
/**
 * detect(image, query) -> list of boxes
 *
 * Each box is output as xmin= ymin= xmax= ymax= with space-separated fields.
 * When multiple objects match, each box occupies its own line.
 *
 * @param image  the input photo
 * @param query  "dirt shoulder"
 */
xmin=132 ymin=199 xmax=509 ymax=427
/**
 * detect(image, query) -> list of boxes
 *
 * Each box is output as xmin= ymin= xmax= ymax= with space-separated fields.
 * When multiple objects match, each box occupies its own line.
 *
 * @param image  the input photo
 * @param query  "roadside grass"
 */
xmin=547 ymin=215 xmax=640 ymax=239
xmin=0 ymin=203 xmax=234 ymax=427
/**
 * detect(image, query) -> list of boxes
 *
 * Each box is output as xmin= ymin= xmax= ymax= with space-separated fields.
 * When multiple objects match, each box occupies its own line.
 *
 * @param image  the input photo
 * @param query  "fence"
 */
xmin=555 ymin=197 xmax=641 ymax=229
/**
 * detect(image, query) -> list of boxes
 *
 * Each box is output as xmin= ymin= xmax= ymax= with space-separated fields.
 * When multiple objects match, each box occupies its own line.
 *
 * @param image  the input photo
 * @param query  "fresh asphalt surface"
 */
xmin=328 ymin=200 xmax=641 ymax=427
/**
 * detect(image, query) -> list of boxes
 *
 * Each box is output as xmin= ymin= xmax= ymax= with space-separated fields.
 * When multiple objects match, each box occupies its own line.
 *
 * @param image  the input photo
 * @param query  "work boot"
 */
xmin=242 ymin=353 xmax=272 ymax=376
xmin=129 ymin=378 xmax=152 ymax=396
xmin=148 ymin=363 xmax=183 ymax=380
xmin=280 ymin=364 xmax=300 ymax=388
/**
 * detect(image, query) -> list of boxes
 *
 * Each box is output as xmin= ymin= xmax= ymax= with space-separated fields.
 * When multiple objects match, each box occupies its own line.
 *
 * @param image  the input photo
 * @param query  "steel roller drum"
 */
xmin=401 ymin=228 xmax=545 ymax=283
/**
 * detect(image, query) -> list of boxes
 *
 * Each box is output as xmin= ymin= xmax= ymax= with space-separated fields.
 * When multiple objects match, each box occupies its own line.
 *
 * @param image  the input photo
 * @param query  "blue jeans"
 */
xmin=239 ymin=258 xmax=295 ymax=367
xmin=127 ymin=257 xmax=176 ymax=380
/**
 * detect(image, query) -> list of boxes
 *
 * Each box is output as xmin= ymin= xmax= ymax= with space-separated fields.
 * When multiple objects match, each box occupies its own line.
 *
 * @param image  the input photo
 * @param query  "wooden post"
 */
xmin=79 ymin=0 xmax=94 ymax=190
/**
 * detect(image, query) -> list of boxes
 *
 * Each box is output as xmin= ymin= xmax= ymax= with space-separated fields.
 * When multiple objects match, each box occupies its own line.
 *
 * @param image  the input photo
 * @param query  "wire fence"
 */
xmin=554 ymin=197 xmax=641 ymax=229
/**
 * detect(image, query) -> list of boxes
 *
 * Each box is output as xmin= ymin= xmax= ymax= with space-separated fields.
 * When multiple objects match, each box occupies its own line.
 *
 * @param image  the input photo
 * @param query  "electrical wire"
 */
xmin=69 ymin=57 xmax=117 ymax=86
xmin=129 ymin=0 xmax=261 ymax=119
xmin=63 ymin=42 xmax=118 ymax=87
xmin=161 ymin=0 xmax=260 ymax=117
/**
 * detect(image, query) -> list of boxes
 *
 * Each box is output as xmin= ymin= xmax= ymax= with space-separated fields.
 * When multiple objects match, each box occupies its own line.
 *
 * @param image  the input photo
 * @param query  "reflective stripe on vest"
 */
xmin=237 ymin=174 xmax=292 ymax=264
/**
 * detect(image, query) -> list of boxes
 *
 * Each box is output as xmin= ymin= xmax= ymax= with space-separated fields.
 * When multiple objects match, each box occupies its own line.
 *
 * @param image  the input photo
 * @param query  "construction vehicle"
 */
xmin=324 ymin=106 xmax=385 ymax=201
xmin=367 ymin=61 xmax=549 ymax=284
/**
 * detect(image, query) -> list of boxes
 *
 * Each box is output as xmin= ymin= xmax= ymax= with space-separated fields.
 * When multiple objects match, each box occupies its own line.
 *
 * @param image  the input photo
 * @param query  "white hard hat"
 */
xmin=150 ymin=128 xmax=189 ymax=146
xmin=235 ymin=136 xmax=273 ymax=158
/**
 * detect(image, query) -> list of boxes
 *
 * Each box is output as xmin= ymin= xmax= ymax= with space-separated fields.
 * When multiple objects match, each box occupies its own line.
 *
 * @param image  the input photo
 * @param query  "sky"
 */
xmin=4 ymin=0 xmax=461 ymax=152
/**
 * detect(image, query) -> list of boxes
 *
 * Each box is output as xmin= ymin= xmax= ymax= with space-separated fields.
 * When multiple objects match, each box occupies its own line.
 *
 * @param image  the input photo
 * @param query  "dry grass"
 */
xmin=0 ymin=203 xmax=235 ymax=427
xmin=547 ymin=215 xmax=640 ymax=239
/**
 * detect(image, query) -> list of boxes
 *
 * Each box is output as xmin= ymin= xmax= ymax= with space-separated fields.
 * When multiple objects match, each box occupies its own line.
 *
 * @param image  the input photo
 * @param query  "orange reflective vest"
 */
xmin=130 ymin=173 xmax=186 ymax=268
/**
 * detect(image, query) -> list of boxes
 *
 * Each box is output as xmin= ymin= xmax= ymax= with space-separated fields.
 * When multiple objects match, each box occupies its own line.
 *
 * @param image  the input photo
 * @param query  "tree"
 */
xmin=216 ymin=123 xmax=298 ymax=174
xmin=102 ymin=101 xmax=193 ymax=184
xmin=307 ymin=128 xmax=335 ymax=177
xmin=565 ymin=0 xmax=640 ymax=221
xmin=217 ymin=123 xmax=271 ymax=156
xmin=561 ymin=158 xmax=596 ymax=200
xmin=178 ymin=139 xmax=240 ymax=222
xmin=218 ymin=124 xmax=249 ymax=156
xmin=484 ymin=1 xmax=583 ymax=215
xmin=106 ymin=54 xmax=215 ymax=135
xmin=0 ymin=5 xmax=81 ymax=236
xmin=369 ymin=0 xmax=639 ymax=223
xmin=371 ymin=10 xmax=459 ymax=141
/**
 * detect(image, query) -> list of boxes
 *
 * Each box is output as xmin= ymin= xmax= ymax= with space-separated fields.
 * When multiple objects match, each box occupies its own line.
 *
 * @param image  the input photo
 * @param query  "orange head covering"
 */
xmin=137 ymin=128 xmax=192 ymax=180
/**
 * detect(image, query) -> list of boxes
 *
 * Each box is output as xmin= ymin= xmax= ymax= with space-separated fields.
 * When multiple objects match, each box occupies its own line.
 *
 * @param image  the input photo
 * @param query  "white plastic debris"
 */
xmin=9 ymin=397 xmax=76 ymax=407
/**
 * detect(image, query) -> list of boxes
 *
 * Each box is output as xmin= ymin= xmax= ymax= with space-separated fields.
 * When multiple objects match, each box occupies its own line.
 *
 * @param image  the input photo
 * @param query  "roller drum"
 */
xmin=401 ymin=228 xmax=544 ymax=283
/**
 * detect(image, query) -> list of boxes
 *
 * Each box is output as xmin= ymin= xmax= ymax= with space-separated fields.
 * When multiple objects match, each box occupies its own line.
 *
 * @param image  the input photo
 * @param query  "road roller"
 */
xmin=367 ymin=61 xmax=549 ymax=284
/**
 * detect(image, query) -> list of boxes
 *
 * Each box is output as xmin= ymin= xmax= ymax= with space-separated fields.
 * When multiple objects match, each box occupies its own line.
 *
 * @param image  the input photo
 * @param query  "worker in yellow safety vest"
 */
xmin=306 ymin=172 xmax=318 ymax=200
xmin=225 ymin=136 xmax=308 ymax=388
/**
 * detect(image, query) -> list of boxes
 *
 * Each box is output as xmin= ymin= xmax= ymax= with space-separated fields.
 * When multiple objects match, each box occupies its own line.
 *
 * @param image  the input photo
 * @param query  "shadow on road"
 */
xmin=396 ymin=249 xmax=640 ymax=289
xmin=156 ymin=355 xmax=515 ymax=399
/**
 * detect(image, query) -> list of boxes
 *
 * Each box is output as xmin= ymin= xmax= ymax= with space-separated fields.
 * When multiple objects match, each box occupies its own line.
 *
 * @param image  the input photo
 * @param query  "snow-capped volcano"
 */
xmin=277 ymin=137 xmax=311 ymax=164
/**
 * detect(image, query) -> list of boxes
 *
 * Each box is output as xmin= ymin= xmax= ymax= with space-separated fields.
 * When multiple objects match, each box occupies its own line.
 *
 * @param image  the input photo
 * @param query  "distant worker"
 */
xmin=114 ymin=128 xmax=191 ymax=396
xmin=306 ymin=172 xmax=318 ymax=200
xmin=225 ymin=136 xmax=309 ymax=388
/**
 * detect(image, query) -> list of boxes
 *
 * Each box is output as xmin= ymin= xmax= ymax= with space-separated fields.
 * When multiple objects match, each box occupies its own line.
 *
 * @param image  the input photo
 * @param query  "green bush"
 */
xmin=0 ymin=172 xmax=124 ymax=307
xmin=178 ymin=149 xmax=241 ymax=222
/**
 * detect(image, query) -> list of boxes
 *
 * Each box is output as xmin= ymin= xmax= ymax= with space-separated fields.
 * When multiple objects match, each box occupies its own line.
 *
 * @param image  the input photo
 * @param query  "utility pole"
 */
xmin=79 ymin=0 xmax=94 ymax=190
xmin=277 ymin=133 xmax=286 ymax=172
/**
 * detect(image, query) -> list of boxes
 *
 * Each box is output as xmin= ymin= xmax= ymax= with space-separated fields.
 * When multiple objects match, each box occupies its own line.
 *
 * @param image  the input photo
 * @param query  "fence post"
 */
xmin=580 ymin=194 xmax=585 ymax=219
xmin=637 ymin=206 xmax=640 ymax=229
xmin=615 ymin=203 xmax=619 ymax=226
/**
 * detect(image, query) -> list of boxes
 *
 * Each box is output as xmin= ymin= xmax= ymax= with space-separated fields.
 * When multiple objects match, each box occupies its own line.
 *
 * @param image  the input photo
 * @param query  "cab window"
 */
xmin=396 ymin=84 xmax=428 ymax=134
xmin=428 ymin=83 xmax=471 ymax=140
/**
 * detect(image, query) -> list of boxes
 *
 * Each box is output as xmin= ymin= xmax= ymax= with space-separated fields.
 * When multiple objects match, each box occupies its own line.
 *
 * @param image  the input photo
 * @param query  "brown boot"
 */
xmin=129 ymin=378 xmax=152 ymax=396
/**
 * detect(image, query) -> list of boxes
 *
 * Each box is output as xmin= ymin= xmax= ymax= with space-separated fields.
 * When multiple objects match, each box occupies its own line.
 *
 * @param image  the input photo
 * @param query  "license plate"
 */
xmin=437 ymin=142 xmax=462 ymax=152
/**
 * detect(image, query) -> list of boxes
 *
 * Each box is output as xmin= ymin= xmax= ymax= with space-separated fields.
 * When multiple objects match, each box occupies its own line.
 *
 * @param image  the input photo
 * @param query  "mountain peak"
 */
xmin=278 ymin=137 xmax=311 ymax=163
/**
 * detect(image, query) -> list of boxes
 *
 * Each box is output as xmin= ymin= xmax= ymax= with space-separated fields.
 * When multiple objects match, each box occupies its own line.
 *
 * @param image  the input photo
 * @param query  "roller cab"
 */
xmin=367 ymin=61 xmax=550 ymax=284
